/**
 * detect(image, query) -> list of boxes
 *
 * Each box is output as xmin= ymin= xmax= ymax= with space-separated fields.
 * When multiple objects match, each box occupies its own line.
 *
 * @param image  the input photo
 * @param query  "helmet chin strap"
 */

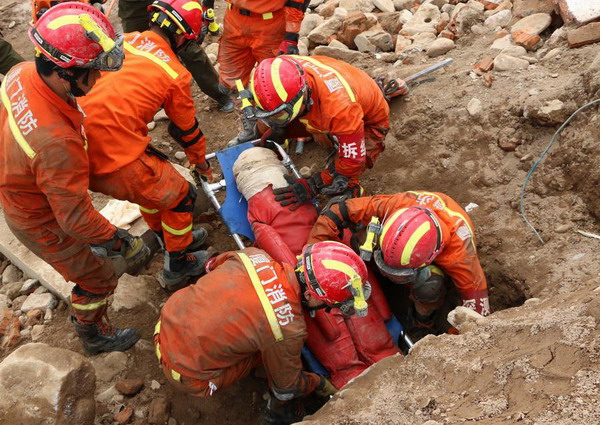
xmin=57 ymin=68 xmax=88 ymax=98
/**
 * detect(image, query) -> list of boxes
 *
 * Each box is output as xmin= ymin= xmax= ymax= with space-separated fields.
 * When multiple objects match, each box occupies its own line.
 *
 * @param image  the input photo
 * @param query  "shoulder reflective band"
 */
xmin=124 ymin=42 xmax=178 ymax=79
xmin=298 ymin=57 xmax=356 ymax=102
xmin=238 ymin=253 xmax=284 ymax=342
xmin=0 ymin=81 xmax=36 ymax=159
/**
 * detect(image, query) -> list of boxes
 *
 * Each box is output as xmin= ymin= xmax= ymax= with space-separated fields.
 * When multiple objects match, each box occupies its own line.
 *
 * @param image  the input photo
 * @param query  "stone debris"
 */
xmin=31 ymin=324 xmax=45 ymax=341
xmin=426 ymin=37 xmax=455 ymax=57
xmin=0 ymin=343 xmax=96 ymax=425
xmin=21 ymin=293 xmax=58 ymax=313
xmin=148 ymin=397 xmax=170 ymax=425
xmin=115 ymin=407 xmax=134 ymax=424
xmin=493 ymin=53 xmax=530 ymax=71
xmin=484 ymin=9 xmax=512 ymax=29
xmin=567 ymin=22 xmax=600 ymax=48
xmin=112 ymin=274 xmax=158 ymax=312
xmin=116 ymin=377 xmax=145 ymax=396
xmin=556 ymin=0 xmax=600 ymax=25
xmin=151 ymin=379 xmax=161 ymax=390
xmin=147 ymin=121 xmax=156 ymax=131
xmin=92 ymin=351 xmax=129 ymax=382
xmin=0 ymin=281 xmax=21 ymax=300
xmin=1 ymin=264 xmax=21 ymax=284
xmin=153 ymin=109 xmax=168 ymax=122
xmin=467 ymin=98 xmax=483 ymax=117
xmin=20 ymin=278 xmax=40 ymax=295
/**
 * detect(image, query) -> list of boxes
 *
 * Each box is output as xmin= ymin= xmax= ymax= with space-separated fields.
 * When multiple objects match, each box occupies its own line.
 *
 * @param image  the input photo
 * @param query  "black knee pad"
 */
xmin=171 ymin=182 xmax=197 ymax=213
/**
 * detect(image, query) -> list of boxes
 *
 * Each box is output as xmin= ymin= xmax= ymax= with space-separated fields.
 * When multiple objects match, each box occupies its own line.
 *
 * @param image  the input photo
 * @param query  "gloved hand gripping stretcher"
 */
xmin=200 ymin=144 xmax=412 ymax=388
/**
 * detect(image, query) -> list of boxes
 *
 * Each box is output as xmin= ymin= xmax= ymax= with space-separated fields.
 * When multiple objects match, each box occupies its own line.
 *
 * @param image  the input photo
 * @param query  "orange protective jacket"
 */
xmin=228 ymin=0 xmax=307 ymax=33
xmin=0 ymin=62 xmax=115 ymax=242
xmin=157 ymin=247 xmax=321 ymax=398
xmin=309 ymin=191 xmax=490 ymax=316
xmin=288 ymin=56 xmax=390 ymax=183
xmin=80 ymin=31 xmax=205 ymax=176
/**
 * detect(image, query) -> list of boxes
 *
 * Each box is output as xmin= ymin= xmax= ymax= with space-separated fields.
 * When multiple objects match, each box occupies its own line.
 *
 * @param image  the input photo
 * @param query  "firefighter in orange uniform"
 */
xmin=0 ymin=3 xmax=147 ymax=355
xmin=80 ymin=0 xmax=213 ymax=289
xmin=155 ymin=242 xmax=370 ymax=424
xmin=308 ymin=191 xmax=490 ymax=337
xmin=249 ymin=56 xmax=392 ymax=203
xmin=219 ymin=0 xmax=309 ymax=145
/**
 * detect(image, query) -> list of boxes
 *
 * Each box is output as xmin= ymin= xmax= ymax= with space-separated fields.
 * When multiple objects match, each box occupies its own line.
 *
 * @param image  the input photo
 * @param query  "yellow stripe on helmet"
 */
xmin=322 ymin=259 xmax=358 ymax=280
xmin=400 ymin=221 xmax=431 ymax=267
xmin=379 ymin=208 xmax=407 ymax=248
xmin=182 ymin=1 xmax=202 ymax=11
xmin=249 ymin=70 xmax=264 ymax=110
xmin=46 ymin=14 xmax=81 ymax=30
xmin=271 ymin=58 xmax=290 ymax=103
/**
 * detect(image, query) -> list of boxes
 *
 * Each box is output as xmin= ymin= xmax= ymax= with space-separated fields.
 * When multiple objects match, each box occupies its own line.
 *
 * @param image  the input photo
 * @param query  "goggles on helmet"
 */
xmin=254 ymin=84 xmax=306 ymax=127
xmin=32 ymin=13 xmax=124 ymax=71
xmin=373 ymin=249 xmax=432 ymax=285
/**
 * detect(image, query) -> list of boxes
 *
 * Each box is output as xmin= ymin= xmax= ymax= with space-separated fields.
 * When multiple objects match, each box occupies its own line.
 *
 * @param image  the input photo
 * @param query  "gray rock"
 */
xmin=174 ymin=151 xmax=186 ymax=161
xmin=11 ymin=295 xmax=27 ymax=310
xmin=153 ymin=109 xmax=168 ymax=122
xmin=511 ymin=13 xmax=551 ymax=36
xmin=300 ymin=13 xmax=324 ymax=37
xmin=328 ymin=39 xmax=349 ymax=49
xmin=0 ymin=343 xmax=96 ymax=425
xmin=21 ymin=293 xmax=58 ymax=313
xmin=1 ymin=264 xmax=21 ymax=284
xmin=493 ymin=54 xmax=529 ymax=71
xmin=20 ymin=278 xmax=40 ymax=294
xmin=31 ymin=324 xmax=45 ymax=341
xmin=355 ymin=29 xmax=394 ymax=52
xmin=500 ymin=45 xmax=527 ymax=57
xmin=96 ymin=384 xmax=119 ymax=404
xmin=490 ymin=34 xmax=515 ymax=50
xmin=411 ymin=32 xmax=437 ymax=48
xmin=339 ymin=0 xmax=374 ymax=12
xmin=0 ymin=294 xmax=8 ymax=310
xmin=467 ymin=98 xmax=482 ymax=117
xmin=111 ymin=274 xmax=158 ymax=312
xmin=354 ymin=33 xmax=376 ymax=52
xmin=523 ymin=98 xmax=574 ymax=125
xmin=313 ymin=45 xmax=365 ymax=62
xmin=0 ymin=281 xmax=22 ymax=300
xmin=398 ymin=9 xmax=413 ymax=25
xmin=393 ymin=0 xmax=413 ymax=11
xmin=484 ymin=9 xmax=512 ymax=29
xmin=333 ymin=7 xmax=348 ymax=19
xmin=308 ymin=17 xmax=343 ymax=45
xmin=147 ymin=121 xmax=156 ymax=131
xmin=373 ymin=0 xmax=394 ymax=13
xmin=33 ymin=285 xmax=48 ymax=295
xmin=91 ymin=351 xmax=128 ymax=382
xmin=405 ymin=3 xmax=440 ymax=35
xmin=426 ymin=37 xmax=455 ymax=57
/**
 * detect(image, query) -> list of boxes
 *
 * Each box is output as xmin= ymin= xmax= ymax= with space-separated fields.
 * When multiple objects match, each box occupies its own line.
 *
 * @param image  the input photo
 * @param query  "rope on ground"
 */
xmin=519 ymin=98 xmax=600 ymax=244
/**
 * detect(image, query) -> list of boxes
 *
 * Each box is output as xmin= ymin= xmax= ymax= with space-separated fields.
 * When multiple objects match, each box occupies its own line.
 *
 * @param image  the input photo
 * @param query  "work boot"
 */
xmin=219 ymin=97 xmax=235 ymax=113
xmin=72 ymin=316 xmax=140 ymax=356
xmin=162 ymin=249 xmax=211 ymax=290
xmin=227 ymin=113 xmax=258 ymax=147
xmin=262 ymin=395 xmax=305 ymax=425
xmin=154 ymin=228 xmax=208 ymax=253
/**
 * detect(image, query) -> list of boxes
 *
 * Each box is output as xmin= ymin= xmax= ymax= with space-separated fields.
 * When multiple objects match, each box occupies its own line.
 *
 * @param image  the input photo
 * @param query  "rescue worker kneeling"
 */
xmin=154 ymin=242 xmax=368 ymax=424
xmin=81 ymin=0 xmax=213 ymax=289
xmin=309 ymin=191 xmax=490 ymax=339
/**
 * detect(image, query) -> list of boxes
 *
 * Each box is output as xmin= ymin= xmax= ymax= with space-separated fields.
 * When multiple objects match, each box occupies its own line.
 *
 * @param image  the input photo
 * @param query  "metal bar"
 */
xmin=401 ymin=332 xmax=414 ymax=350
xmin=404 ymin=58 xmax=453 ymax=84
xmin=232 ymin=234 xmax=245 ymax=250
xmin=295 ymin=140 xmax=305 ymax=155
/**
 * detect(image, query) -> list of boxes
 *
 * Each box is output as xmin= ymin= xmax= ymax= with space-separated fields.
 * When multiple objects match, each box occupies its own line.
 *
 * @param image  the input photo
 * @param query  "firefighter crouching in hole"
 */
xmin=308 ymin=191 xmax=490 ymax=339
xmin=154 ymin=242 xmax=370 ymax=424
xmin=246 ymin=55 xmax=408 ymax=202
xmin=80 ymin=0 xmax=214 ymax=290
xmin=0 ymin=3 xmax=149 ymax=355
xmin=233 ymin=147 xmax=399 ymax=389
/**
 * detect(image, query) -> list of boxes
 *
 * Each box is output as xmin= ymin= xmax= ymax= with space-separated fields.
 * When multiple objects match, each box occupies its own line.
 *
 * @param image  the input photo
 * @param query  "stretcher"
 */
xmin=201 ymin=141 xmax=414 ymax=380
xmin=201 ymin=139 xmax=302 ymax=250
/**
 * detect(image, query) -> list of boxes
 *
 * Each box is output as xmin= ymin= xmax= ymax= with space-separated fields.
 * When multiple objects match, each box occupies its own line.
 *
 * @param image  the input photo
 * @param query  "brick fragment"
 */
xmin=483 ymin=74 xmax=494 ymax=87
xmin=567 ymin=22 xmax=600 ymax=48
xmin=513 ymin=29 xmax=542 ymax=49
xmin=474 ymin=56 xmax=494 ymax=72
xmin=494 ymin=29 xmax=509 ymax=40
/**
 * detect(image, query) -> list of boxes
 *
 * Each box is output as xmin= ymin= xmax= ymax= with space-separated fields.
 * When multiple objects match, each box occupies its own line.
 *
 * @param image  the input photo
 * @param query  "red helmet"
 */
xmin=250 ymin=57 xmax=307 ymax=127
xmin=148 ymin=0 xmax=203 ymax=40
xmin=300 ymin=241 xmax=369 ymax=316
xmin=29 ymin=2 xmax=124 ymax=71
xmin=31 ymin=0 xmax=94 ymax=23
xmin=378 ymin=207 xmax=444 ymax=270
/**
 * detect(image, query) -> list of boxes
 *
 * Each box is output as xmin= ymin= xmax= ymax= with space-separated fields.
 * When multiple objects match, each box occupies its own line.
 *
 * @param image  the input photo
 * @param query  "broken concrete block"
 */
xmin=319 ymin=0 xmax=339 ymax=17
xmin=426 ymin=37 xmax=455 ymax=57
xmin=447 ymin=306 xmax=487 ymax=330
xmin=404 ymin=3 xmax=441 ymax=35
xmin=567 ymin=22 xmax=600 ymax=48
xmin=511 ymin=12 xmax=551 ymax=36
xmin=314 ymin=45 xmax=366 ymax=61
xmin=398 ymin=9 xmax=413 ymax=25
xmin=361 ymin=29 xmax=395 ymax=51
xmin=395 ymin=36 xmax=412 ymax=53
xmin=493 ymin=54 xmax=530 ymax=70
xmin=378 ymin=12 xmax=403 ymax=34
xmin=334 ymin=7 xmax=348 ymax=19
xmin=393 ymin=0 xmax=413 ymax=11
xmin=300 ymin=14 xmax=324 ymax=37
xmin=309 ymin=17 xmax=343 ymax=44
xmin=411 ymin=32 xmax=437 ymax=48
xmin=513 ymin=0 xmax=555 ymax=17
xmin=110 ymin=274 xmax=158 ymax=312
xmin=523 ymin=98 xmax=575 ymax=125
xmin=484 ymin=9 xmax=512 ymax=28
xmin=92 ymin=351 xmax=128 ymax=383
xmin=556 ymin=0 xmax=600 ymax=25
xmin=329 ymin=38 xmax=350 ymax=49
xmin=373 ymin=0 xmax=395 ymax=13
xmin=0 ymin=343 xmax=96 ymax=425
xmin=490 ymin=34 xmax=515 ymax=49
xmin=21 ymin=293 xmax=58 ymax=313
xmin=339 ymin=0 xmax=374 ymax=13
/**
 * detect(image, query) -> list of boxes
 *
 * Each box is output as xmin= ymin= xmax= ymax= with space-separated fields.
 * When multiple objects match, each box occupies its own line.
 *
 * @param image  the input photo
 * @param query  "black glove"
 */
xmin=320 ymin=173 xmax=350 ymax=196
xmin=273 ymin=175 xmax=318 ymax=211
xmin=262 ymin=395 xmax=305 ymax=425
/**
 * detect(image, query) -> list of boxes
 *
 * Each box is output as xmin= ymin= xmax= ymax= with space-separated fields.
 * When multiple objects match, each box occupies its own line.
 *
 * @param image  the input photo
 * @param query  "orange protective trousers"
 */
xmin=217 ymin=6 xmax=285 ymax=89
xmin=90 ymin=153 xmax=193 ymax=252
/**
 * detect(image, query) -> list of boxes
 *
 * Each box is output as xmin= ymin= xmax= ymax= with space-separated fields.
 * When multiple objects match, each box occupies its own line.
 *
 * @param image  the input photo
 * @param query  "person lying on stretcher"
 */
xmin=233 ymin=147 xmax=400 ymax=389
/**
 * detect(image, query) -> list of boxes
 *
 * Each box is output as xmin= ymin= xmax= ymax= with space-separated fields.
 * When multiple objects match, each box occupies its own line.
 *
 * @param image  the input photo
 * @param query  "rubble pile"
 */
xmin=301 ymin=0 xmax=600 ymax=67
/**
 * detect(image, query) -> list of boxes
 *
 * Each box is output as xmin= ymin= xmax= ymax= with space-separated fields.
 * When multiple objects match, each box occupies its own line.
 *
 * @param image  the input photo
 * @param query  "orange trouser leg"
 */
xmin=90 ymin=153 xmax=193 ymax=252
xmin=217 ymin=8 xmax=285 ymax=89
xmin=159 ymin=352 xmax=261 ymax=397
xmin=364 ymin=122 xmax=390 ymax=169
xmin=6 ymin=218 xmax=117 ymax=324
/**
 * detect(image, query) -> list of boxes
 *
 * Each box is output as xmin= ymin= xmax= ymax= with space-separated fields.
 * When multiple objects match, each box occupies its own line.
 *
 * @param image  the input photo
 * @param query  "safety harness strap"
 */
xmin=238 ymin=253 xmax=284 ymax=342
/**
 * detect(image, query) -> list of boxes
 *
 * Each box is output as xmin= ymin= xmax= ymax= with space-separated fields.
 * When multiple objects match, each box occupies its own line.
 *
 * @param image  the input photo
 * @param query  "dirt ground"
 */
xmin=1 ymin=0 xmax=600 ymax=424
